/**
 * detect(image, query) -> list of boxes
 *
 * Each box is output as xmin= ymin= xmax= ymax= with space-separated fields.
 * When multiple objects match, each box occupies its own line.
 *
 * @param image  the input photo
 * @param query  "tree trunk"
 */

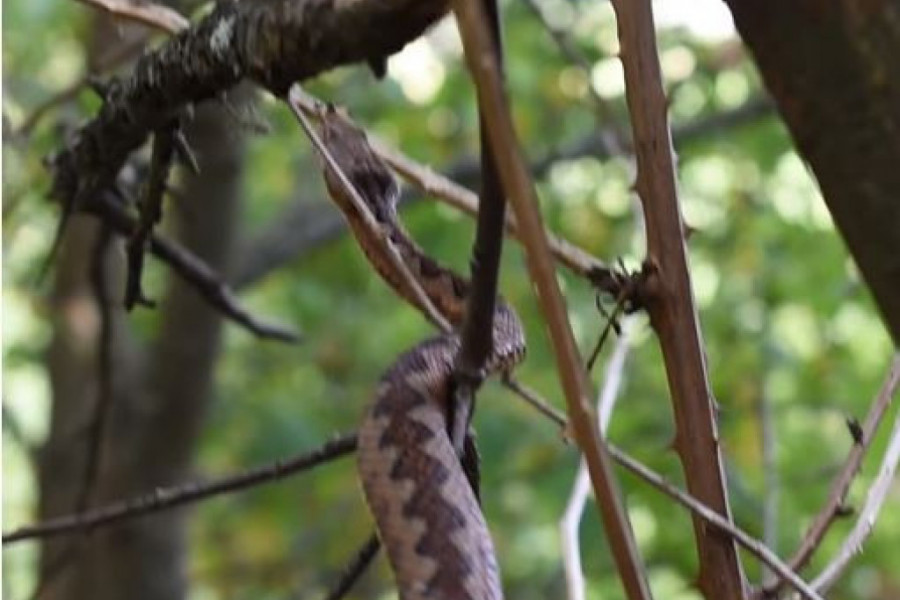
xmin=725 ymin=1 xmax=900 ymax=344
xmin=37 ymin=18 xmax=248 ymax=599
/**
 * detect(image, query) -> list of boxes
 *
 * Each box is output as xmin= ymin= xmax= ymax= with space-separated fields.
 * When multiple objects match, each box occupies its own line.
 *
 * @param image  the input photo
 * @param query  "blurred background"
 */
xmin=3 ymin=0 xmax=897 ymax=598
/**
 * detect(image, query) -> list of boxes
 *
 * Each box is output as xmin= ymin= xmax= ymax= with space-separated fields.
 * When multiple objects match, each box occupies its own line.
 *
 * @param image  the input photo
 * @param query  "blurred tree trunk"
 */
xmin=725 ymin=1 xmax=900 ymax=345
xmin=37 ymin=14 xmax=248 ymax=600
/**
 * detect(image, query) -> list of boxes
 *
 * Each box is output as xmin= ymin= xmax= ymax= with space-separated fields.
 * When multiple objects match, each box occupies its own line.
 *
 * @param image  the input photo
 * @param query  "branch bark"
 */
xmin=608 ymin=0 xmax=746 ymax=597
xmin=725 ymin=1 xmax=900 ymax=344
xmin=451 ymin=1 xmax=652 ymax=598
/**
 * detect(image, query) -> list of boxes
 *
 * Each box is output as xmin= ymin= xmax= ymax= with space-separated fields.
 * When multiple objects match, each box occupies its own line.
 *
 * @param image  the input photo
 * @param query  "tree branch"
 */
xmin=233 ymin=96 xmax=772 ymax=289
xmin=87 ymin=191 xmax=299 ymax=341
xmin=608 ymin=0 xmax=747 ymax=595
xmin=761 ymin=354 xmax=900 ymax=596
xmin=451 ymin=0 xmax=652 ymax=598
xmin=810 ymin=392 xmax=900 ymax=594
xmin=2 ymin=433 xmax=357 ymax=545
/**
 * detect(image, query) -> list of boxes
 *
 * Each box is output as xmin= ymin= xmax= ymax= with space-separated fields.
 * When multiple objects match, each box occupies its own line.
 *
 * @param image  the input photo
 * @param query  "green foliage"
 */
xmin=2 ymin=1 xmax=896 ymax=599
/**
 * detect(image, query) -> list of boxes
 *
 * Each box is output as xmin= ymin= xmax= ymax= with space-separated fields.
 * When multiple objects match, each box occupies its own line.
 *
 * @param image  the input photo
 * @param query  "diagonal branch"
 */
xmin=810 ymin=390 xmax=900 ymax=593
xmin=451 ymin=0 xmax=652 ymax=598
xmin=761 ymin=354 xmax=900 ymax=596
xmin=608 ymin=0 xmax=746 ymax=595
xmin=88 ymin=191 xmax=299 ymax=341
xmin=2 ymin=433 xmax=357 ymax=545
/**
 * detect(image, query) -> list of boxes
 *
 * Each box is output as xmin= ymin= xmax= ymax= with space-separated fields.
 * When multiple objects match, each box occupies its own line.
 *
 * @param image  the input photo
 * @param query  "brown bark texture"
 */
xmin=726 ymin=0 xmax=900 ymax=344
xmin=38 ymin=22 xmax=248 ymax=600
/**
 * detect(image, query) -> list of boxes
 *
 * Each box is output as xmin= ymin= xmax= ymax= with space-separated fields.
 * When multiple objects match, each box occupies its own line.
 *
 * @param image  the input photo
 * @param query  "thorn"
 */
xmin=173 ymin=129 xmax=200 ymax=174
xmin=846 ymin=417 xmax=864 ymax=444
xmin=835 ymin=503 xmax=855 ymax=518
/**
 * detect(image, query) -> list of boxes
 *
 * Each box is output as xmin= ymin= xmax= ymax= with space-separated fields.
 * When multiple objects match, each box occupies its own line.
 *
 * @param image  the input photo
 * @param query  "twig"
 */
xmin=2 ymin=433 xmax=357 ymax=544
xmin=451 ymin=0 xmax=651 ymax=598
xmin=811 ymin=397 xmax=900 ymax=593
xmin=608 ymin=0 xmax=746 ymax=594
xmin=608 ymin=445 xmax=825 ymax=600
xmin=289 ymin=91 xmax=611 ymax=284
xmin=285 ymin=90 xmax=451 ymax=334
xmin=74 ymin=0 xmax=189 ymax=35
xmin=321 ymin=533 xmax=381 ymax=600
xmin=501 ymin=376 xmax=568 ymax=431
xmin=126 ymin=125 xmax=176 ymax=309
xmin=87 ymin=192 xmax=300 ymax=342
xmin=451 ymin=0 xmax=507 ymax=456
xmin=761 ymin=354 xmax=900 ymax=595
xmin=759 ymin=361 xmax=779 ymax=586
xmin=561 ymin=318 xmax=633 ymax=600
xmin=234 ymin=96 xmax=772 ymax=290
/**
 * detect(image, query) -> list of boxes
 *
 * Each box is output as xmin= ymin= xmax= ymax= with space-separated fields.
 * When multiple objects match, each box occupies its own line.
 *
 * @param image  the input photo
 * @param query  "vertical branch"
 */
xmin=607 ymin=0 xmax=747 ymax=596
xmin=450 ymin=1 xmax=652 ymax=598
xmin=451 ymin=0 xmax=507 ymax=453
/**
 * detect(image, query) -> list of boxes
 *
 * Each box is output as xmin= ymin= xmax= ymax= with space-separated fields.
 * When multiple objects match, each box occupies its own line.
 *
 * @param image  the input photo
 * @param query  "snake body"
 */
xmin=318 ymin=112 xmax=524 ymax=599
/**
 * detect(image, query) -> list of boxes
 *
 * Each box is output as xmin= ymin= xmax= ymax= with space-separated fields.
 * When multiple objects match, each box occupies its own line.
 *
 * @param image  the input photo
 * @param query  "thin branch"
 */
xmin=759 ymin=364 xmax=779 ymax=586
xmin=75 ymin=0 xmax=188 ymax=34
xmin=234 ymin=96 xmax=772 ymax=289
xmin=761 ymin=354 xmax=900 ymax=595
xmin=811 ymin=397 xmax=900 ymax=593
xmin=608 ymin=445 xmax=825 ymax=600
xmin=87 ymin=191 xmax=300 ymax=342
xmin=285 ymin=90 xmax=452 ymax=334
xmin=501 ymin=376 xmax=568 ymax=431
xmin=321 ymin=534 xmax=381 ymax=600
xmin=2 ymin=433 xmax=357 ymax=544
xmin=451 ymin=0 xmax=508 ymax=455
xmin=561 ymin=318 xmax=634 ymax=600
xmin=608 ymin=0 xmax=746 ymax=594
xmin=451 ymin=0 xmax=651 ymax=597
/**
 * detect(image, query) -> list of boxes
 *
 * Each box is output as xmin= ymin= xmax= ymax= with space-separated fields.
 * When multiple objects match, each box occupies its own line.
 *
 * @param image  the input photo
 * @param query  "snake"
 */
xmin=316 ymin=109 xmax=525 ymax=600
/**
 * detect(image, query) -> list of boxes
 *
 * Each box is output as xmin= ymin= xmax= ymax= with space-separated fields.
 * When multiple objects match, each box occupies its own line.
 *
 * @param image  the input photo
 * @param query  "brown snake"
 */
xmin=316 ymin=110 xmax=525 ymax=600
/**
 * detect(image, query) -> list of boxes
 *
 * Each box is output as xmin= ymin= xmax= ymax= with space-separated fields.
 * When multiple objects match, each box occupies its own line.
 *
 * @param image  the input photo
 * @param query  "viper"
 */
xmin=316 ymin=109 xmax=525 ymax=600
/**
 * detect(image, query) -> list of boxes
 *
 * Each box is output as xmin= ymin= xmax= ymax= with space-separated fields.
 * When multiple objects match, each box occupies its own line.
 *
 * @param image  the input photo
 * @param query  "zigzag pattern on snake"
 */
xmin=316 ymin=109 xmax=525 ymax=600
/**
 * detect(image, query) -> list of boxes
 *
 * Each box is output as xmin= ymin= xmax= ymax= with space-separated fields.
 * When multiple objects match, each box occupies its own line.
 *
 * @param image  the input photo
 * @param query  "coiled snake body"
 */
xmin=318 ymin=113 xmax=524 ymax=599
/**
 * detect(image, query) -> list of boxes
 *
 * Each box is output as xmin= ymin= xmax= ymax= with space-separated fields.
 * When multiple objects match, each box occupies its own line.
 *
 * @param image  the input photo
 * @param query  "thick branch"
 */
xmin=51 ymin=0 xmax=450 ymax=242
xmin=609 ymin=0 xmax=746 ymax=596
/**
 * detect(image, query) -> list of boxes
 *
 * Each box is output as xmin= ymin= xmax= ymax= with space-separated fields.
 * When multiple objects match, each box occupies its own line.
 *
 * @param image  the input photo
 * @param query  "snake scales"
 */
xmin=317 ymin=110 xmax=525 ymax=599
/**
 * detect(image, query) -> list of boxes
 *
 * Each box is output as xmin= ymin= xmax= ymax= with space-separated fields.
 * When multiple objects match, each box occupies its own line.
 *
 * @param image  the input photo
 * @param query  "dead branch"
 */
xmin=811 ymin=387 xmax=900 ymax=593
xmin=87 ymin=191 xmax=299 ymax=341
xmin=761 ymin=354 xmax=900 ymax=596
xmin=451 ymin=0 xmax=652 ymax=597
xmin=2 ymin=433 xmax=357 ymax=544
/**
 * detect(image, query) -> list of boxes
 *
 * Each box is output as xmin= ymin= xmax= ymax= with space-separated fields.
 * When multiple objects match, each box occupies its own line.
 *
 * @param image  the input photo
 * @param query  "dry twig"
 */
xmin=451 ymin=0 xmax=651 ymax=597
xmin=761 ymin=354 xmax=900 ymax=596
xmin=811 ymin=385 xmax=900 ymax=593
xmin=2 ymin=433 xmax=356 ymax=544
